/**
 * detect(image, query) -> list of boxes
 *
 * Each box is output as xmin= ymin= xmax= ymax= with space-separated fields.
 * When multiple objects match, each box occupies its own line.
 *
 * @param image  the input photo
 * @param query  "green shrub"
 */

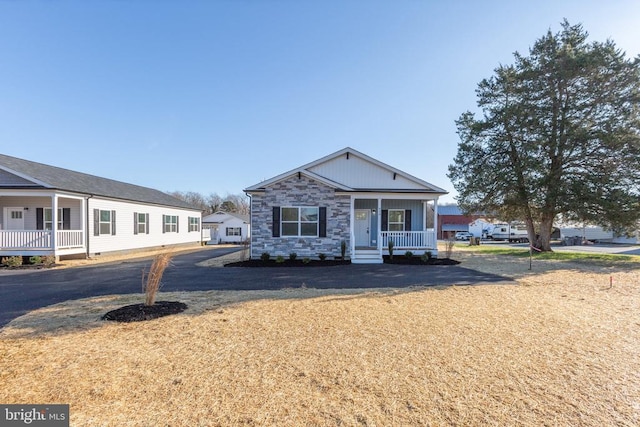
xmin=302 ymin=257 xmax=311 ymax=264
xmin=388 ymin=240 xmax=394 ymax=260
xmin=2 ymin=256 xmax=23 ymax=268
xmin=421 ymin=251 xmax=433 ymax=263
xmin=405 ymin=251 xmax=414 ymax=259
xmin=340 ymin=240 xmax=347 ymax=259
xmin=289 ymin=252 xmax=297 ymax=261
xmin=318 ymin=253 xmax=327 ymax=261
xmin=29 ymin=255 xmax=43 ymax=265
xmin=260 ymin=252 xmax=271 ymax=262
xmin=276 ymin=255 xmax=285 ymax=263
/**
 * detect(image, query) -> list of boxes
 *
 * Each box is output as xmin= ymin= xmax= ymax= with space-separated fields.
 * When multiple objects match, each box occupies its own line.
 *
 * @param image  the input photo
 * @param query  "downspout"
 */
xmin=85 ymin=195 xmax=93 ymax=258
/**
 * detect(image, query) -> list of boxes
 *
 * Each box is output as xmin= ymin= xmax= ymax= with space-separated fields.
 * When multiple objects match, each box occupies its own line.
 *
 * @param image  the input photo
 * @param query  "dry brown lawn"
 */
xmin=1 ymin=246 xmax=639 ymax=426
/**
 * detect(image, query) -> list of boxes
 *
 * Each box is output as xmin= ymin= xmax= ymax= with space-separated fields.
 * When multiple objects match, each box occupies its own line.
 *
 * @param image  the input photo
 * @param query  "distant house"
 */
xmin=0 ymin=154 xmax=203 ymax=260
xmin=437 ymin=205 xmax=480 ymax=239
xmin=244 ymin=147 xmax=447 ymax=263
xmin=202 ymin=211 xmax=250 ymax=244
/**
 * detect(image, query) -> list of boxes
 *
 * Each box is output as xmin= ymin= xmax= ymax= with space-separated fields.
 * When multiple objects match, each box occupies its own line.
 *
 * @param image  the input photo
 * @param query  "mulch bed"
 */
xmin=226 ymin=257 xmax=460 ymax=267
xmin=383 ymin=256 xmax=460 ymax=265
xmin=226 ymin=259 xmax=351 ymax=267
xmin=102 ymin=301 xmax=187 ymax=322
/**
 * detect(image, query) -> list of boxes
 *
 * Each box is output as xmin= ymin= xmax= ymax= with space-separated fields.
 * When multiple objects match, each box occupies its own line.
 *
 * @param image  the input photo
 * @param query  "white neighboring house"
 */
xmin=0 ymin=154 xmax=204 ymax=260
xmin=202 ymin=211 xmax=250 ymax=244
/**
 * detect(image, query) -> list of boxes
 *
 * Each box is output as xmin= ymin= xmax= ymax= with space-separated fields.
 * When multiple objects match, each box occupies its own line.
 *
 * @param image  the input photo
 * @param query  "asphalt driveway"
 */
xmin=0 ymin=246 xmax=512 ymax=327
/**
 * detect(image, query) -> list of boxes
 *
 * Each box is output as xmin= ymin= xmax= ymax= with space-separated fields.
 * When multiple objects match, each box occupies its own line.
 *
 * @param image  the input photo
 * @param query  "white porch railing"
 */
xmin=380 ymin=230 xmax=436 ymax=249
xmin=57 ymin=230 xmax=84 ymax=248
xmin=0 ymin=230 xmax=84 ymax=250
xmin=0 ymin=230 xmax=51 ymax=249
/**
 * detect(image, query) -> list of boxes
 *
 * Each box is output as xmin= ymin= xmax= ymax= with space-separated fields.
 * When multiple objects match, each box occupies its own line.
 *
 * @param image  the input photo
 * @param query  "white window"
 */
xmin=136 ymin=213 xmax=148 ymax=234
xmin=281 ymin=207 xmax=318 ymax=237
xmin=226 ymin=227 xmax=241 ymax=236
xmin=189 ymin=217 xmax=200 ymax=232
xmin=164 ymin=215 xmax=178 ymax=233
xmin=388 ymin=209 xmax=405 ymax=231
xmin=44 ymin=208 xmax=63 ymax=231
xmin=99 ymin=210 xmax=112 ymax=235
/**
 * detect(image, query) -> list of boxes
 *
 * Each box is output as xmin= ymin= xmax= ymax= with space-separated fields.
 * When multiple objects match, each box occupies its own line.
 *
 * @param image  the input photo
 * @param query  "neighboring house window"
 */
xmin=163 ymin=215 xmax=179 ymax=233
xmin=226 ymin=227 xmax=241 ymax=236
xmin=93 ymin=209 xmax=116 ymax=236
xmin=388 ymin=209 xmax=405 ymax=231
xmin=44 ymin=208 xmax=62 ymax=230
xmin=38 ymin=208 xmax=71 ymax=230
xmin=281 ymin=207 xmax=319 ymax=237
xmin=188 ymin=217 xmax=200 ymax=232
xmin=134 ymin=212 xmax=149 ymax=235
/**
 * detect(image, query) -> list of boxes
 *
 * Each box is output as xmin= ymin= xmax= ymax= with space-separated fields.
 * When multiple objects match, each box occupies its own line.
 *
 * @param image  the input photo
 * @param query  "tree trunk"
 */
xmin=533 ymin=215 xmax=555 ymax=251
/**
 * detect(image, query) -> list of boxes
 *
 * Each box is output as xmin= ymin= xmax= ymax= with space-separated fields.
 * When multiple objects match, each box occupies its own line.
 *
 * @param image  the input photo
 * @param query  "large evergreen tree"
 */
xmin=448 ymin=21 xmax=640 ymax=250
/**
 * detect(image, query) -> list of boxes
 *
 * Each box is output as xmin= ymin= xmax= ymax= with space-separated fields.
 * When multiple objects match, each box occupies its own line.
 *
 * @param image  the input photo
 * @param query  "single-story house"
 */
xmin=244 ymin=147 xmax=447 ymax=263
xmin=0 ymin=153 xmax=204 ymax=260
xmin=202 ymin=211 xmax=250 ymax=244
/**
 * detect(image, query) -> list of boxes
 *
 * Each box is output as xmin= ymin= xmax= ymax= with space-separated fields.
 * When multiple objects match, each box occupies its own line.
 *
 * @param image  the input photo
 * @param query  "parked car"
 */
xmin=455 ymin=232 xmax=474 ymax=240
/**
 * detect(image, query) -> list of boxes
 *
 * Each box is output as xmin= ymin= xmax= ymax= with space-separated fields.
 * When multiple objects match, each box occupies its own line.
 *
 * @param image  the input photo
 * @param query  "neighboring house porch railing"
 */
xmin=380 ymin=230 xmax=436 ymax=249
xmin=0 ymin=230 xmax=84 ymax=250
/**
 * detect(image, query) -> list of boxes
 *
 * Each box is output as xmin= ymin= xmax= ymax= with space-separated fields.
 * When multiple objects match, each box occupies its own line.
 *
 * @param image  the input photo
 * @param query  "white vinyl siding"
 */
xmin=88 ymin=198 xmax=201 ymax=255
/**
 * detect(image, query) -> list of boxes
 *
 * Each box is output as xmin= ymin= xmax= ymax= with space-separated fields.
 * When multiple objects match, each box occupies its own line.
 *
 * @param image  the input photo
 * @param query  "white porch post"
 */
xmin=422 ymin=201 xmax=427 ymax=230
xmin=434 ymin=198 xmax=439 ymax=242
xmin=377 ymin=197 xmax=382 ymax=253
xmin=51 ymin=194 xmax=58 ymax=251
xmin=81 ymin=196 xmax=87 ymax=250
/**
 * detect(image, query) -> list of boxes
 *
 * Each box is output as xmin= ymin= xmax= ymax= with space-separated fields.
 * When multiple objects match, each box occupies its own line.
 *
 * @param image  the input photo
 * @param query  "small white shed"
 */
xmin=202 ymin=211 xmax=250 ymax=244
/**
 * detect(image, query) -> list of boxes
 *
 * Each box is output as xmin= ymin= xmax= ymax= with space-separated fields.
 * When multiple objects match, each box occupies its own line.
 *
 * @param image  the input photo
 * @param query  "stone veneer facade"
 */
xmin=250 ymin=175 xmax=351 ymax=259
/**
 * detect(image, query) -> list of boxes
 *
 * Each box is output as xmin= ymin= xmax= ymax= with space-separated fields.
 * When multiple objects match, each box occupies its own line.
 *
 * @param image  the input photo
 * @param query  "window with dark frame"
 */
xmin=226 ymin=227 xmax=241 ymax=236
xmin=188 ymin=216 xmax=200 ymax=232
xmin=281 ymin=207 xmax=319 ymax=237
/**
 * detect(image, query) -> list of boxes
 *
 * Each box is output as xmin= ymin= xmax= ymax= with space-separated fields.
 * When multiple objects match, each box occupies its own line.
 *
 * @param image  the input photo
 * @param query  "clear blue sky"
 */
xmin=1 ymin=1 xmax=638 ymax=203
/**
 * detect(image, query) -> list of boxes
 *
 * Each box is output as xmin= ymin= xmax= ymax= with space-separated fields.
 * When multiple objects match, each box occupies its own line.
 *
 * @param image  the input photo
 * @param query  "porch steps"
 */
xmin=352 ymin=249 xmax=383 ymax=264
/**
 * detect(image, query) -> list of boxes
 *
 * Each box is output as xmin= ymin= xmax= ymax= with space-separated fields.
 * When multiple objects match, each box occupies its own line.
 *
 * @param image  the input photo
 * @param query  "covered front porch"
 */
xmin=350 ymin=195 xmax=439 ymax=264
xmin=0 ymin=191 xmax=87 ymax=258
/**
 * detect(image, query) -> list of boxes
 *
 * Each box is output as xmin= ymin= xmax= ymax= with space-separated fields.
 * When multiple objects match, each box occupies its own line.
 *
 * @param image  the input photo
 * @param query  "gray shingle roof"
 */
xmin=0 ymin=153 xmax=198 ymax=210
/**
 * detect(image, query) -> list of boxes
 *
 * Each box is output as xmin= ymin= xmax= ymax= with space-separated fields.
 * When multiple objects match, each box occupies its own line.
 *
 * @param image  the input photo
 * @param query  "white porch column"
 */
xmin=422 ymin=201 xmax=427 ymax=230
xmin=377 ymin=197 xmax=382 ymax=252
xmin=81 ymin=196 xmax=87 ymax=249
xmin=51 ymin=194 xmax=58 ymax=251
xmin=434 ymin=198 xmax=439 ymax=241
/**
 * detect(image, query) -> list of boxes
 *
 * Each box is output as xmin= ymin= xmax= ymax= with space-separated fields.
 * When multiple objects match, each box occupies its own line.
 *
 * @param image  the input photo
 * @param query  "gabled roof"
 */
xmin=202 ymin=210 xmax=250 ymax=223
xmin=244 ymin=147 xmax=447 ymax=194
xmin=0 ymin=153 xmax=198 ymax=210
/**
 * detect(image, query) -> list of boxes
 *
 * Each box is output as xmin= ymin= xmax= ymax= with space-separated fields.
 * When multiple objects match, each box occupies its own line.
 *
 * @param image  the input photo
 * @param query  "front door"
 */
xmin=354 ymin=209 xmax=370 ymax=247
xmin=4 ymin=208 xmax=25 ymax=230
